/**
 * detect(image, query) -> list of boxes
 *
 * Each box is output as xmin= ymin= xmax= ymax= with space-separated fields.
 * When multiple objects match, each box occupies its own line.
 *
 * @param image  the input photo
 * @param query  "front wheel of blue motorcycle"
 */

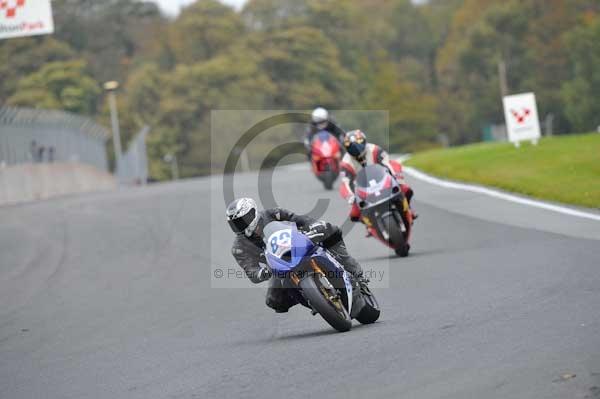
xmin=299 ymin=274 xmax=352 ymax=332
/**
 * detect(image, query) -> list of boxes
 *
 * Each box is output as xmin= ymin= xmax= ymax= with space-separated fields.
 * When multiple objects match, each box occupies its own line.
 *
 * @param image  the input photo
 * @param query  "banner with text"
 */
xmin=0 ymin=0 xmax=54 ymax=40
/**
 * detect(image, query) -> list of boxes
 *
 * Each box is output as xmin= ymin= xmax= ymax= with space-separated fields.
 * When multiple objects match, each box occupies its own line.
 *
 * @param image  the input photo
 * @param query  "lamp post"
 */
xmin=103 ymin=81 xmax=123 ymax=174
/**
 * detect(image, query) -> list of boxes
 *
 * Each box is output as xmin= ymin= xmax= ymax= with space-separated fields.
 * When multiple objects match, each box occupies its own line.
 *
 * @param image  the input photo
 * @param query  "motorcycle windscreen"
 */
xmin=263 ymin=221 xmax=314 ymax=272
xmin=354 ymin=164 xmax=401 ymax=209
xmin=312 ymin=131 xmax=339 ymax=158
xmin=313 ymin=130 xmax=335 ymax=143
xmin=355 ymin=164 xmax=389 ymax=190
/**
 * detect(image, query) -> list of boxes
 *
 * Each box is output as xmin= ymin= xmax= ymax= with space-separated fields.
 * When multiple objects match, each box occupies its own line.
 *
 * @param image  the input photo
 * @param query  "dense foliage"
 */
xmin=1 ymin=0 xmax=598 ymax=179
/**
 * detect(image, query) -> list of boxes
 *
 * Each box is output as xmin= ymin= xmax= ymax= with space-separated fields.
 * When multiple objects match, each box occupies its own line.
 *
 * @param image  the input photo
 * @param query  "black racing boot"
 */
xmin=357 ymin=275 xmax=372 ymax=296
xmin=411 ymin=209 xmax=418 ymax=221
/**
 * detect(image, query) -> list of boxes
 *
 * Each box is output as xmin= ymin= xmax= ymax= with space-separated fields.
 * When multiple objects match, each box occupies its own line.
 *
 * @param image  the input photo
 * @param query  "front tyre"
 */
xmin=299 ymin=274 xmax=352 ymax=332
xmin=394 ymin=243 xmax=410 ymax=257
xmin=382 ymin=213 xmax=409 ymax=257
xmin=321 ymin=170 xmax=337 ymax=190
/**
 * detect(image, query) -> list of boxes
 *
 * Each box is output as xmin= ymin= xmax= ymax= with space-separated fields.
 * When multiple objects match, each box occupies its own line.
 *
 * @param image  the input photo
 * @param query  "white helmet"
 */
xmin=226 ymin=197 xmax=259 ymax=236
xmin=311 ymin=107 xmax=329 ymax=128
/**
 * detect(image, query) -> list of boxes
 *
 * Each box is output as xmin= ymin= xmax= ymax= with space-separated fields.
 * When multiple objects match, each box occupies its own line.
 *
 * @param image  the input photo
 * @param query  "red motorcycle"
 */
xmin=310 ymin=130 xmax=342 ymax=190
xmin=347 ymin=162 xmax=413 ymax=257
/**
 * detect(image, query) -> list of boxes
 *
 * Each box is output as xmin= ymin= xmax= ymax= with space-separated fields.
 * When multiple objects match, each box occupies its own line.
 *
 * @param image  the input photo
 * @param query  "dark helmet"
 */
xmin=226 ymin=197 xmax=259 ymax=236
xmin=343 ymin=130 xmax=367 ymax=158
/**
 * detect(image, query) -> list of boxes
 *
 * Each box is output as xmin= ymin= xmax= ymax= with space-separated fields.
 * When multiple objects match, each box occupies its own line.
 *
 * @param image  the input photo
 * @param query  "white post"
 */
xmin=498 ymin=59 xmax=509 ymax=97
xmin=171 ymin=154 xmax=179 ymax=180
xmin=544 ymin=113 xmax=554 ymax=137
xmin=164 ymin=153 xmax=179 ymax=181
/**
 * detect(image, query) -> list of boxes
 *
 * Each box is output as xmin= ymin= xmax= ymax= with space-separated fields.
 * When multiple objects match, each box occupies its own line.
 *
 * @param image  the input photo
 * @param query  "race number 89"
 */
xmin=270 ymin=230 xmax=291 ymax=253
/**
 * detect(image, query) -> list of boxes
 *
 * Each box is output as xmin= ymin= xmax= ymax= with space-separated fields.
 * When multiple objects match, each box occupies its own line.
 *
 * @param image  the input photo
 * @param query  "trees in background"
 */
xmin=51 ymin=0 xmax=164 ymax=83
xmin=1 ymin=0 xmax=598 ymax=179
xmin=7 ymin=60 xmax=100 ymax=114
xmin=166 ymin=0 xmax=244 ymax=65
xmin=436 ymin=0 xmax=530 ymax=143
xmin=0 ymin=37 xmax=75 ymax=105
xmin=562 ymin=14 xmax=600 ymax=132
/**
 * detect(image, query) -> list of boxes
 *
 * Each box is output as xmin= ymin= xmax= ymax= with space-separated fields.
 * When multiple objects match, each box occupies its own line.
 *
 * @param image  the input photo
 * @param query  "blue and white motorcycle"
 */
xmin=263 ymin=221 xmax=380 ymax=332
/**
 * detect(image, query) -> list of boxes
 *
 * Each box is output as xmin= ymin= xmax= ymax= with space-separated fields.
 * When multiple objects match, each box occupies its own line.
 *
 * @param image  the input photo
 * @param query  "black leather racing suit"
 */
xmin=230 ymin=208 xmax=363 ymax=312
xmin=306 ymin=120 xmax=346 ymax=143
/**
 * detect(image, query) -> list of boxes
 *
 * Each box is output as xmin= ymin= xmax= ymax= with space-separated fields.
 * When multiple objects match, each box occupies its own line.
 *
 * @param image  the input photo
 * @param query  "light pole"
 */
xmin=498 ymin=59 xmax=509 ymax=97
xmin=103 ymin=81 xmax=123 ymax=174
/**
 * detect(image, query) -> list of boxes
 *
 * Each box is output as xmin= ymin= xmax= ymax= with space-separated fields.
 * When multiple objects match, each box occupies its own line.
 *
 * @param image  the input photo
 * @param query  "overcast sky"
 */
xmin=150 ymin=0 xmax=427 ymax=16
xmin=149 ymin=0 xmax=247 ymax=16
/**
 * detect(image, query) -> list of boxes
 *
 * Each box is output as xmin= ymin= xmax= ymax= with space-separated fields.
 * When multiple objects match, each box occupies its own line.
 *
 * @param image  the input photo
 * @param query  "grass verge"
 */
xmin=406 ymin=133 xmax=600 ymax=208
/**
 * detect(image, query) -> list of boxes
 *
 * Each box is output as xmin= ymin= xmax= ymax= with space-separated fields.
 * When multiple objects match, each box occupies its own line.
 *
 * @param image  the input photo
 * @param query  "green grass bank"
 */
xmin=406 ymin=133 xmax=600 ymax=208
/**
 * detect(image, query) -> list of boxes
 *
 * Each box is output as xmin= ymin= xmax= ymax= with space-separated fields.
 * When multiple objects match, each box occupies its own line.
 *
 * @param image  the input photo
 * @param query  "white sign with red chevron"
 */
xmin=0 ymin=0 xmax=54 ymax=39
xmin=503 ymin=92 xmax=541 ymax=146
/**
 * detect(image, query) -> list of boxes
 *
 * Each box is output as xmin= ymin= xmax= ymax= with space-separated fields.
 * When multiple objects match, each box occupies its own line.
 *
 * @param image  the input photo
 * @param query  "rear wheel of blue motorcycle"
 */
xmin=299 ymin=275 xmax=352 ymax=332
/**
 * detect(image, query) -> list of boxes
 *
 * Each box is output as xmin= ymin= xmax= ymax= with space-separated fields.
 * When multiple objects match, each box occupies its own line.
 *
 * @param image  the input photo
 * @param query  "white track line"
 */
xmin=404 ymin=166 xmax=600 ymax=222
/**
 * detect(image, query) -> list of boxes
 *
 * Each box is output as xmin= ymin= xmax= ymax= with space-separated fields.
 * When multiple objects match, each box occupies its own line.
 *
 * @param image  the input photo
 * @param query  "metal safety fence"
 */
xmin=0 ymin=107 xmax=110 ymax=171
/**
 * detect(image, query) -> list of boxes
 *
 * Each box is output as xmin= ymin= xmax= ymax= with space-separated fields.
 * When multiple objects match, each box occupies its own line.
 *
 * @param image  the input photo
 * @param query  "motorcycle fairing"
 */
xmin=263 ymin=221 xmax=353 ymax=313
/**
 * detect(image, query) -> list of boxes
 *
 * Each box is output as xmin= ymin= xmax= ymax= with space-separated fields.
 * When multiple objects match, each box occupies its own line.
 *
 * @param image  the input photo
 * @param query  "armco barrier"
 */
xmin=0 ymin=163 xmax=116 ymax=206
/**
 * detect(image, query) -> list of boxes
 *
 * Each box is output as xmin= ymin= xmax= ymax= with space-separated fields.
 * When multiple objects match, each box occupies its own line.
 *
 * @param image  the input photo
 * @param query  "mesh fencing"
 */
xmin=0 ymin=107 xmax=109 ymax=171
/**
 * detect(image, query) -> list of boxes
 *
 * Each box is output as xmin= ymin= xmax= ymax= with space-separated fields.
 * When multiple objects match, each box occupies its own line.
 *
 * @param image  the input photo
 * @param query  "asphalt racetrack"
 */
xmin=1 ymin=163 xmax=599 ymax=398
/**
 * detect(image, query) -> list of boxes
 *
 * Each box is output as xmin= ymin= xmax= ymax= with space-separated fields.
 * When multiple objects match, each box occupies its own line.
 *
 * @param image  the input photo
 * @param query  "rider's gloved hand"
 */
xmin=347 ymin=194 xmax=356 ymax=205
xmin=256 ymin=266 xmax=272 ymax=282
xmin=305 ymin=221 xmax=329 ymax=243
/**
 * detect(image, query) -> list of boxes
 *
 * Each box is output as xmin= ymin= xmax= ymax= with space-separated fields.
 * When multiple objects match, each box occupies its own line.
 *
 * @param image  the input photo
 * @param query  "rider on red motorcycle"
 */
xmin=339 ymin=130 xmax=416 ymax=223
xmin=309 ymin=130 xmax=342 ymax=190
xmin=304 ymin=107 xmax=345 ymax=158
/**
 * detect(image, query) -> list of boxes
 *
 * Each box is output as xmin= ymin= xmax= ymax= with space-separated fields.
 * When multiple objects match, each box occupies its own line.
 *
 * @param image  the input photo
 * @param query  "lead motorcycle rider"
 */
xmin=226 ymin=197 xmax=369 ymax=313
xmin=339 ymin=129 xmax=417 ymax=224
